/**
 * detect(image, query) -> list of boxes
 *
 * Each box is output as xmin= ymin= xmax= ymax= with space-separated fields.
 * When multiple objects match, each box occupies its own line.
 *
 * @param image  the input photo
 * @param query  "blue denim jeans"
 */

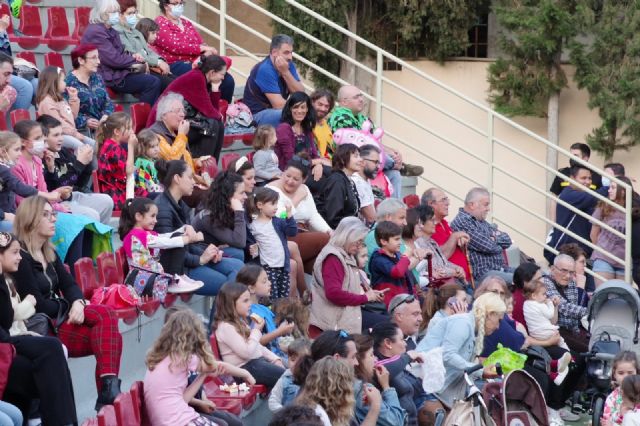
xmin=0 ymin=401 xmax=22 ymax=426
xmin=188 ymin=257 xmax=244 ymax=296
xmin=221 ymin=246 xmax=244 ymax=262
xmin=383 ymin=156 xmax=402 ymax=199
xmin=9 ymin=76 xmax=37 ymax=111
xmin=253 ymin=108 xmax=282 ymax=127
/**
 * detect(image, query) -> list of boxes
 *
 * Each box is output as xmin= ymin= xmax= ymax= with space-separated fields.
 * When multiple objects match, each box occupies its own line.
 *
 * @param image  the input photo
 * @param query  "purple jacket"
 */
xmin=81 ymin=24 xmax=136 ymax=86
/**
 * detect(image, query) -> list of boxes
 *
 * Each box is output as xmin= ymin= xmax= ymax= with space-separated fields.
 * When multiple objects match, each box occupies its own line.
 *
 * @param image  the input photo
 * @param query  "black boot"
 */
xmin=95 ymin=375 xmax=121 ymax=411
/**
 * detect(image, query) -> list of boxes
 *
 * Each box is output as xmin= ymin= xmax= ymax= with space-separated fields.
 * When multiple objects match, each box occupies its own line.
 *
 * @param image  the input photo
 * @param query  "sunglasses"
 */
xmin=291 ymin=155 xmax=310 ymax=167
xmin=390 ymin=294 xmax=416 ymax=314
xmin=0 ymin=232 xmax=12 ymax=248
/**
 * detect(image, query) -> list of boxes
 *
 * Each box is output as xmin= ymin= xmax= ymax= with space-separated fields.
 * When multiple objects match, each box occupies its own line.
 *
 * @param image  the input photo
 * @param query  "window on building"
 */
xmin=466 ymin=14 xmax=488 ymax=58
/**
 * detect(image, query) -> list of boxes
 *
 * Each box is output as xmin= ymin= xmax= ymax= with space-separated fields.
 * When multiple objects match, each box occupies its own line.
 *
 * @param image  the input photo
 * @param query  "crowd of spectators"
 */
xmin=0 ymin=2 xmax=639 ymax=424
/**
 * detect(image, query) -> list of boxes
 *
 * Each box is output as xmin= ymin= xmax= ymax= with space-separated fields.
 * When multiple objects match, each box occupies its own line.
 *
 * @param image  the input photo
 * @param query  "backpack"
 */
xmin=225 ymin=102 xmax=254 ymax=131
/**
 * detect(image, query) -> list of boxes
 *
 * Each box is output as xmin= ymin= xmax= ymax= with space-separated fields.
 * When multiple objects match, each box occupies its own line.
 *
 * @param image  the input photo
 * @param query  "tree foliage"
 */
xmin=265 ymin=0 xmax=489 ymax=89
xmin=570 ymin=0 xmax=640 ymax=160
xmin=487 ymin=0 xmax=583 ymax=118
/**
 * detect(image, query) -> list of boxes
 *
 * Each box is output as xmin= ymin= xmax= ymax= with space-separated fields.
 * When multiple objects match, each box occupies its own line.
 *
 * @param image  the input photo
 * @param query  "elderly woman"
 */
xmin=81 ymin=0 xmax=161 ymax=105
xmin=64 ymin=44 xmax=115 ymax=134
xmin=148 ymin=55 xmax=227 ymax=161
xmin=417 ymin=292 xmax=504 ymax=408
xmin=152 ymin=0 xmax=235 ymax=102
xmin=317 ymin=143 xmax=362 ymax=229
xmin=268 ymin=156 xmax=331 ymax=272
xmin=114 ymin=0 xmax=174 ymax=92
xmin=309 ymin=217 xmax=387 ymax=337
xmin=12 ymin=196 xmax=123 ymax=410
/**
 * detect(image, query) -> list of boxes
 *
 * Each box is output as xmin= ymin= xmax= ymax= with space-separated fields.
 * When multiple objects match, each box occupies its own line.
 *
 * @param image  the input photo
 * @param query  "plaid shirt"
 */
xmin=450 ymin=208 xmax=511 ymax=280
xmin=541 ymin=272 xmax=587 ymax=332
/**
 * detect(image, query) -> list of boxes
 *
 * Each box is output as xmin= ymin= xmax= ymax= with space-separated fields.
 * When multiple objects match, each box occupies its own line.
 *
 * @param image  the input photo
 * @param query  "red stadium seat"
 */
xmin=114 ymin=103 xmax=124 ymax=112
xmin=130 ymin=103 xmax=150 ymax=133
xmin=222 ymin=132 xmax=254 ymax=148
xmin=17 ymin=5 xmax=44 ymax=49
xmin=16 ymin=51 xmax=36 ymax=65
xmin=10 ymin=109 xmax=30 ymax=127
xmin=97 ymin=405 xmax=117 ymax=426
xmin=0 ymin=116 xmax=7 ymax=131
xmin=74 ymin=257 xmax=100 ymax=299
xmin=97 ymin=252 xmax=122 ymax=286
xmin=129 ymin=382 xmax=151 ymax=426
xmin=200 ymin=156 xmax=218 ymax=184
xmin=44 ymin=52 xmax=65 ymax=69
xmin=114 ymin=391 xmax=140 ymax=426
xmin=80 ymin=418 xmax=98 ymax=426
xmin=71 ymin=7 xmax=91 ymax=41
xmin=221 ymin=153 xmax=240 ymax=172
xmin=45 ymin=7 xmax=75 ymax=51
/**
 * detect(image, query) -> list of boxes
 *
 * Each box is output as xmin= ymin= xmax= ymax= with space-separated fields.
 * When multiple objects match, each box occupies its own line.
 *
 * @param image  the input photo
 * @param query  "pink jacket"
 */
xmin=37 ymin=95 xmax=82 ymax=140
xmin=12 ymin=155 xmax=63 ymax=211
xmin=215 ymin=321 xmax=279 ymax=367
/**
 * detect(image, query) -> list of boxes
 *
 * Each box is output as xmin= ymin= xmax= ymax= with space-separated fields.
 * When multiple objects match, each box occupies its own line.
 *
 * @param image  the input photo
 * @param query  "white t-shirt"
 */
xmin=249 ymin=219 xmax=285 ymax=268
xmin=523 ymin=299 xmax=558 ymax=337
xmin=351 ymin=173 xmax=374 ymax=208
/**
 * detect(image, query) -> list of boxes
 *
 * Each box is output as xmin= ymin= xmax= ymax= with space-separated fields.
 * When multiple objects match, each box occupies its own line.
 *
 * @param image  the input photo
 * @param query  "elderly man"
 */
xmin=352 ymin=144 xmax=381 ymax=225
xmin=243 ymin=34 xmax=304 ymax=127
xmin=422 ymin=188 xmax=471 ymax=282
xmin=541 ymin=254 xmax=589 ymax=353
xmin=450 ymin=187 xmax=513 ymax=283
xmin=328 ymin=85 xmax=423 ymax=198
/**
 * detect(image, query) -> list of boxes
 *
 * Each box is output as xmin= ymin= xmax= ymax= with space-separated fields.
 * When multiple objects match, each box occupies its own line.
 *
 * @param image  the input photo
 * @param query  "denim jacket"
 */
xmin=353 ymin=379 xmax=407 ymax=426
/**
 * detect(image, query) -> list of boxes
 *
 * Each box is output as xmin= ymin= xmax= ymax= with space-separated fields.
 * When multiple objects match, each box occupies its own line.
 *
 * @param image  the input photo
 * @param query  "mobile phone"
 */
xmin=447 ymin=296 xmax=458 ymax=308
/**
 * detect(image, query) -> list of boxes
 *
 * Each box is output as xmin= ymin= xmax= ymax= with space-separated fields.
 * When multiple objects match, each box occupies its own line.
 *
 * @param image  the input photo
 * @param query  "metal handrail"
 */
xmin=138 ymin=0 xmax=634 ymax=283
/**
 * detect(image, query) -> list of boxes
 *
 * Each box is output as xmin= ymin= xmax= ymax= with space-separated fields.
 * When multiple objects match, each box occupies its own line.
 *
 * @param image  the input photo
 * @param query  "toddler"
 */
xmin=268 ymin=338 xmax=311 ymax=412
xmin=621 ymin=375 xmax=640 ymax=425
xmin=252 ymin=125 xmax=281 ymax=184
xmin=523 ymin=279 xmax=569 ymax=351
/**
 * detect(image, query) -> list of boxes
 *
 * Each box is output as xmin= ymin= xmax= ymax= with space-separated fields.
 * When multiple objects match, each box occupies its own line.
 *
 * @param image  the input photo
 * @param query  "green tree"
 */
xmin=487 ymin=0 xmax=584 ymax=181
xmin=570 ymin=0 xmax=640 ymax=160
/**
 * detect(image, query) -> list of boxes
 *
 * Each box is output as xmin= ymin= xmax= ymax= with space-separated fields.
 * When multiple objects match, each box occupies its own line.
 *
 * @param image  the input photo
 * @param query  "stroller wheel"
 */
xmin=592 ymin=396 xmax=605 ymax=426
xmin=571 ymin=390 xmax=583 ymax=413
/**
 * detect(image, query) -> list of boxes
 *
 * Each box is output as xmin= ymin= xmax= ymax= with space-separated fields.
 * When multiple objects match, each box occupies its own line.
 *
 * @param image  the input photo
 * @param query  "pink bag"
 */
xmin=90 ymin=284 xmax=141 ymax=310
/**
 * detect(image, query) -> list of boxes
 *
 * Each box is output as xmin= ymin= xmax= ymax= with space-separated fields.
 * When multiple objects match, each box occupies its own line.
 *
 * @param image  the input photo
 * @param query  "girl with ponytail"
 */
xmin=419 ymin=282 xmax=468 ymax=336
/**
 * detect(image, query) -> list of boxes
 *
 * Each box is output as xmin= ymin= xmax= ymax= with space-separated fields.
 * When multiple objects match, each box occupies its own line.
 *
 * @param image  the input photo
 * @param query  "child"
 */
xmin=356 ymin=245 xmax=390 ymax=332
xmin=96 ymin=112 xmax=135 ymax=210
xmin=126 ymin=128 xmax=162 ymax=199
xmin=252 ymin=125 xmax=281 ymax=184
xmin=523 ymin=279 xmax=569 ymax=351
xmin=248 ymin=187 xmax=297 ymax=299
xmin=621 ymin=375 xmax=640 ymax=425
xmin=214 ymin=282 xmax=286 ymax=388
xmin=35 ymin=66 xmax=95 ymax=151
xmin=119 ymin=197 xmax=204 ymax=300
xmin=236 ymin=264 xmax=295 ymax=359
xmin=0 ymin=131 xmax=58 ymax=231
xmin=38 ymin=114 xmax=114 ymax=224
xmin=136 ymin=17 xmax=159 ymax=48
xmin=268 ymin=338 xmax=311 ymax=412
xmin=369 ymin=221 xmax=421 ymax=307
xmin=144 ymin=308 xmax=255 ymax=426
xmin=505 ymin=293 xmax=527 ymax=337
xmin=603 ymin=351 xmax=639 ymax=425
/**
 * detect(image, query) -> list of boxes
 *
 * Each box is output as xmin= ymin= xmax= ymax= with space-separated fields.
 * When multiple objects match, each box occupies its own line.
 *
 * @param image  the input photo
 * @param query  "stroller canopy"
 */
xmin=587 ymin=280 xmax=640 ymax=324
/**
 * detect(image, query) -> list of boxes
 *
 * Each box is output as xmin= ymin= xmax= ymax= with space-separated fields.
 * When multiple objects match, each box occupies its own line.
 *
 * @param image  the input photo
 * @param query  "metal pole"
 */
xmin=375 ymin=51 xmax=383 ymax=125
xmin=626 ymin=185 xmax=632 ymax=283
xmin=487 ymin=111 xmax=494 ymax=222
xmin=219 ymin=0 xmax=226 ymax=56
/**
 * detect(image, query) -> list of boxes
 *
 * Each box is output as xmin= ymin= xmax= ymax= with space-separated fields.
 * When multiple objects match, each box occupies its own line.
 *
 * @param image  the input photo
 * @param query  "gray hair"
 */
xmin=553 ymin=253 xmax=575 ymax=267
xmin=376 ymin=198 xmax=406 ymax=221
xmin=270 ymin=34 xmax=294 ymax=52
xmin=359 ymin=144 xmax=380 ymax=157
xmin=464 ymin=187 xmax=490 ymax=204
xmin=421 ymin=187 xmax=438 ymax=206
xmin=90 ymin=0 xmax=120 ymax=24
xmin=329 ymin=217 xmax=369 ymax=251
xmin=156 ymin=92 xmax=185 ymax=121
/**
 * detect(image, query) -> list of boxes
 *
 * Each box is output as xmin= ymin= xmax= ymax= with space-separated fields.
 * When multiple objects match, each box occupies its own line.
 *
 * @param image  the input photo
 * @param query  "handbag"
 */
xmin=24 ymin=312 xmax=53 ymax=336
xmin=0 ymin=343 xmax=15 ymax=399
xmin=90 ymin=284 xmax=141 ymax=309
xmin=184 ymin=100 xmax=217 ymax=136
xmin=124 ymin=266 xmax=173 ymax=303
xmin=129 ymin=63 xmax=148 ymax=74
xmin=49 ymin=298 xmax=70 ymax=335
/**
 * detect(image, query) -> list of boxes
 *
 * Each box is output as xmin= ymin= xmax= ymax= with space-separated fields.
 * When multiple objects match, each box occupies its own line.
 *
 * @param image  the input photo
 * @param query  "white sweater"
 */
xmin=523 ymin=299 xmax=558 ymax=339
xmin=269 ymin=184 xmax=331 ymax=233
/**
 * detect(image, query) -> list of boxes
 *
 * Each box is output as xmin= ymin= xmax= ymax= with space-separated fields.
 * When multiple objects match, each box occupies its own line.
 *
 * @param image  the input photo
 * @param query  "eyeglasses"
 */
xmin=0 ymin=232 xmax=12 ymax=248
xmin=291 ymin=155 xmax=310 ymax=167
xmin=169 ymin=108 xmax=186 ymax=115
xmin=390 ymin=294 xmax=416 ymax=314
xmin=555 ymin=266 xmax=576 ymax=276
xmin=43 ymin=210 xmax=58 ymax=221
xmin=363 ymin=158 xmax=380 ymax=166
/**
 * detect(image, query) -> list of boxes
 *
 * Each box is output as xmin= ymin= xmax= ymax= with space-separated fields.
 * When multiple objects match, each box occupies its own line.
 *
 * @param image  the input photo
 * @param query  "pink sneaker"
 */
xmin=167 ymin=275 xmax=204 ymax=294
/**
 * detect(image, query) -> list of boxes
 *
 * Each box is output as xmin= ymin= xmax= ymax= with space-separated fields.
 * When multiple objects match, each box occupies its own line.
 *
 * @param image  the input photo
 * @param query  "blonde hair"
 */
xmin=14 ymin=196 xmax=57 ymax=263
xmin=296 ymin=357 xmax=355 ymax=426
xmin=0 ymin=131 xmax=21 ymax=158
xmin=252 ymin=124 xmax=276 ymax=150
xmin=146 ymin=309 xmax=215 ymax=372
xmin=473 ymin=292 xmax=506 ymax=357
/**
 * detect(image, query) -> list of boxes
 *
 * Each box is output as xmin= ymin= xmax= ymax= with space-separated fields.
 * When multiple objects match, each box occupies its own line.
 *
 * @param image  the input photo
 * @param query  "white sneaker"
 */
xmin=557 ymin=352 xmax=572 ymax=374
xmin=558 ymin=407 xmax=580 ymax=422
xmin=553 ymin=368 xmax=569 ymax=386
xmin=547 ymin=408 xmax=565 ymax=426
xmin=167 ymin=275 xmax=204 ymax=293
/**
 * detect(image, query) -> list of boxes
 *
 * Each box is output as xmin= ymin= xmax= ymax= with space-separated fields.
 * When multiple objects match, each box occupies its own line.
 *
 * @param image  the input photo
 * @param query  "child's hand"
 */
xmin=43 ymin=149 xmax=56 ymax=172
xmin=190 ymin=231 xmax=204 ymax=243
xmin=197 ymin=399 xmax=216 ymax=414
xmin=127 ymin=132 xmax=138 ymax=147
xmin=244 ymin=373 xmax=256 ymax=386
xmin=178 ymin=119 xmax=190 ymax=135
xmin=87 ymin=118 xmax=101 ymax=130
xmin=133 ymin=53 xmax=145 ymax=63
xmin=277 ymin=320 xmax=295 ymax=336
xmin=0 ymin=15 xmax=10 ymax=32
xmin=249 ymin=243 xmax=259 ymax=258
xmin=552 ymin=296 xmax=561 ymax=306
xmin=65 ymin=87 xmax=79 ymax=99
xmin=55 ymin=186 xmax=73 ymax=200
xmin=284 ymin=202 xmax=292 ymax=217
xmin=77 ymin=145 xmax=93 ymax=165
xmin=43 ymin=191 xmax=62 ymax=203
xmin=251 ymin=314 xmax=265 ymax=330
xmin=363 ymin=384 xmax=382 ymax=409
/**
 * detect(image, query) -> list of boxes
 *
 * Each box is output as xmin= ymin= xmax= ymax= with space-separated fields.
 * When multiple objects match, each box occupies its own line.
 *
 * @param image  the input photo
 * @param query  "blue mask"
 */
xmin=108 ymin=12 xmax=120 ymax=26
xmin=126 ymin=14 xmax=139 ymax=28
xmin=170 ymin=4 xmax=184 ymax=18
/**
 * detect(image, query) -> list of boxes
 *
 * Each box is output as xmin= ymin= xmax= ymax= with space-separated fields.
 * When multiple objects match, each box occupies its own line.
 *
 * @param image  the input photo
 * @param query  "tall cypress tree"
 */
xmin=570 ymin=0 xmax=640 ymax=160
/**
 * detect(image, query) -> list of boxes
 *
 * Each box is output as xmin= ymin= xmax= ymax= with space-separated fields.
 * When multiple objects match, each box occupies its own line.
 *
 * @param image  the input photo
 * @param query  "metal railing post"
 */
xmin=219 ymin=0 xmax=226 ymax=56
xmin=626 ymin=186 xmax=632 ymax=283
xmin=375 ymin=51 xmax=383 ymax=125
xmin=487 ymin=111 xmax=494 ymax=222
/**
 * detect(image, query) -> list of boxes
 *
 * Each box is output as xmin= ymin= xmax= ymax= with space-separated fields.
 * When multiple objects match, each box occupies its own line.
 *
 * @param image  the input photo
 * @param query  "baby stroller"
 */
xmin=441 ymin=364 xmax=496 ymax=426
xmin=482 ymin=369 xmax=549 ymax=426
xmin=573 ymin=280 xmax=640 ymax=425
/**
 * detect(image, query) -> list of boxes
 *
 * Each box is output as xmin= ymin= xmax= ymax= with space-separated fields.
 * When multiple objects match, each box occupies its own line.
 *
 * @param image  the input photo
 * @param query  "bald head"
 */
xmin=337 ymin=85 xmax=364 ymax=114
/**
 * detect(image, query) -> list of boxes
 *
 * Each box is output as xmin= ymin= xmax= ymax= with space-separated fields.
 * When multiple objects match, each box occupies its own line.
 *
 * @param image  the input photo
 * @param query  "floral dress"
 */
xmin=603 ymin=387 xmax=624 ymax=425
xmin=64 ymin=71 xmax=114 ymax=130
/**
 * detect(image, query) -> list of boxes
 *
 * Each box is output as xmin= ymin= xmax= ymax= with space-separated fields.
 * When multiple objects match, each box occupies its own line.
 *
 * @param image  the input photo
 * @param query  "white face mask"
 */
xmin=170 ymin=4 xmax=184 ymax=18
xmin=29 ymin=139 xmax=46 ymax=156
xmin=601 ymin=176 xmax=611 ymax=187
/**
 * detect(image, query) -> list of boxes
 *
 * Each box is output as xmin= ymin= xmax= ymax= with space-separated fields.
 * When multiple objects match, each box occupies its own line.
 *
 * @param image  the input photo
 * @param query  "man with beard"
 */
xmin=311 ymin=89 xmax=335 ymax=159
xmin=352 ymin=144 xmax=381 ymax=225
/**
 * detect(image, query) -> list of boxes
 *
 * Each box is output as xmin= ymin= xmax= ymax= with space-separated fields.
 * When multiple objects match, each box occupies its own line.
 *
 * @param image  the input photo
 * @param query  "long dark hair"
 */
xmin=247 ymin=187 xmax=279 ymax=221
xmin=202 ymin=171 xmax=243 ymax=229
xmin=118 ymin=198 xmax=156 ymax=239
xmin=293 ymin=330 xmax=354 ymax=386
xmin=512 ymin=262 xmax=541 ymax=291
xmin=198 ymin=55 xmax=227 ymax=75
xmin=281 ymin=91 xmax=316 ymax=134
xmin=155 ymin=159 xmax=188 ymax=189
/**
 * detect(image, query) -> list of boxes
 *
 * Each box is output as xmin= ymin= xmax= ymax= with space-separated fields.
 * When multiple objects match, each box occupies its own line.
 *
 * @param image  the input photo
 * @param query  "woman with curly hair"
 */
xmin=144 ymin=308 xmax=255 ymax=426
xmin=192 ymin=171 xmax=247 ymax=261
xmin=295 ymin=356 xmax=357 ymax=426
